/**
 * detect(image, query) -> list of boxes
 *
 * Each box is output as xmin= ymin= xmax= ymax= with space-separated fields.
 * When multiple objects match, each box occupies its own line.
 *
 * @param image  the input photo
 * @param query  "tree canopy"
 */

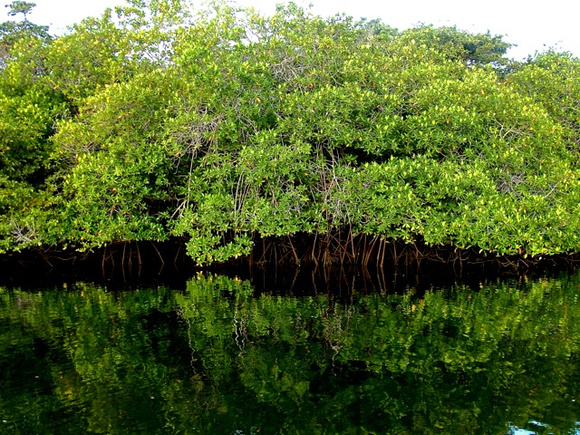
xmin=0 ymin=1 xmax=50 ymax=64
xmin=0 ymin=0 xmax=579 ymax=265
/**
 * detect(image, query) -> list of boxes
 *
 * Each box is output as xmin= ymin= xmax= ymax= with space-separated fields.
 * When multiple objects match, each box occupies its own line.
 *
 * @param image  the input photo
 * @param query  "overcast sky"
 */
xmin=14 ymin=0 xmax=580 ymax=61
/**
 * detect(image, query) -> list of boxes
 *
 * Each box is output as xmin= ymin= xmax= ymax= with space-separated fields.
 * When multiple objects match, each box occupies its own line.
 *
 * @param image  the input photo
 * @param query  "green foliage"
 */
xmin=0 ymin=0 xmax=578 ymax=262
xmin=5 ymin=1 xmax=35 ymax=17
xmin=508 ymin=51 xmax=580 ymax=150
xmin=0 ymin=1 xmax=50 ymax=67
xmin=400 ymin=25 xmax=511 ymax=67
xmin=0 ymin=14 xmax=48 ymax=45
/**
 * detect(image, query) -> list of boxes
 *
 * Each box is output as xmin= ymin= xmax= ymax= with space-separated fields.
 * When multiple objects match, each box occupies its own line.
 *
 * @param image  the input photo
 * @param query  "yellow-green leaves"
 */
xmin=0 ymin=1 xmax=579 ymax=262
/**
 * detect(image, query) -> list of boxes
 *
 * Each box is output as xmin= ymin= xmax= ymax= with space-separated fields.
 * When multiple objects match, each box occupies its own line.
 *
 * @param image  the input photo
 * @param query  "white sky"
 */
xmin=14 ymin=0 xmax=580 ymax=60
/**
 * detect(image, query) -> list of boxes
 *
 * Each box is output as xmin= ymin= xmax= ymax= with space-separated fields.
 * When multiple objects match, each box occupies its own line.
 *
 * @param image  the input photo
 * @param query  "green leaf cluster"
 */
xmin=0 ymin=0 xmax=579 ymax=263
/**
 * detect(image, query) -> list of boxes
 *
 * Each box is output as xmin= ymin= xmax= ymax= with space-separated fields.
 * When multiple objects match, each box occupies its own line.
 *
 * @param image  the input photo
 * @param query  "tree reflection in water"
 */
xmin=1 ymin=270 xmax=579 ymax=433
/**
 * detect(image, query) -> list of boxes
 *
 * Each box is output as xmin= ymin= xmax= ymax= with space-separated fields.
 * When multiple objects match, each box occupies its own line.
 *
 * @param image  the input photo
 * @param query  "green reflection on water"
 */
xmin=1 ymin=272 xmax=580 ymax=434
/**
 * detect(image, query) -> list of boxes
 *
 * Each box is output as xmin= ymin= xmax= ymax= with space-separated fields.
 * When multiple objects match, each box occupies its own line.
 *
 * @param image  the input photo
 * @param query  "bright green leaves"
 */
xmin=332 ymin=154 xmax=580 ymax=257
xmin=0 ymin=1 xmax=50 ymax=68
xmin=0 ymin=178 xmax=44 ymax=252
xmin=44 ymin=13 xmax=134 ymax=101
xmin=508 ymin=51 xmax=580 ymax=153
xmin=51 ymin=70 xmax=182 ymax=249
xmin=0 ymin=87 xmax=56 ymax=180
xmin=0 ymin=1 xmax=579 ymax=262
xmin=59 ymin=151 xmax=168 ymax=249
xmin=183 ymin=229 xmax=253 ymax=264
xmin=391 ymin=66 xmax=566 ymax=163
xmin=400 ymin=25 xmax=511 ymax=67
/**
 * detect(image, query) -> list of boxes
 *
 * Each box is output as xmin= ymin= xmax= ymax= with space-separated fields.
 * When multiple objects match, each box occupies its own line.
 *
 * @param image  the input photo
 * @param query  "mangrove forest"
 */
xmin=1 ymin=0 xmax=579 ymax=267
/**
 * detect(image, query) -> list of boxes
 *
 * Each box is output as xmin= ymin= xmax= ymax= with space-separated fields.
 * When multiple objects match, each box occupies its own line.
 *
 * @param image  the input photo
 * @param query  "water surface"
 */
xmin=1 ymin=270 xmax=580 ymax=433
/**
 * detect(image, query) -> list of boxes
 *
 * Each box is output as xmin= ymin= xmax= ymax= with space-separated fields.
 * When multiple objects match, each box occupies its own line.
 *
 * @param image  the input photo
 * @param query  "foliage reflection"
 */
xmin=1 ymin=271 xmax=580 ymax=433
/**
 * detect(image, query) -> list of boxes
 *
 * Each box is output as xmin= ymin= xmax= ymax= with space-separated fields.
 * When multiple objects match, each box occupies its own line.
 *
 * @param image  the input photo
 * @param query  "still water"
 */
xmin=1 ymin=268 xmax=580 ymax=434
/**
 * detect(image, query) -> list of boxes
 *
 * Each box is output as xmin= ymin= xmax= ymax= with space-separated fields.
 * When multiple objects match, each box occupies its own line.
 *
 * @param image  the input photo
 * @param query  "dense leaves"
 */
xmin=0 ymin=1 xmax=50 ymax=67
xmin=0 ymin=0 xmax=579 ymax=263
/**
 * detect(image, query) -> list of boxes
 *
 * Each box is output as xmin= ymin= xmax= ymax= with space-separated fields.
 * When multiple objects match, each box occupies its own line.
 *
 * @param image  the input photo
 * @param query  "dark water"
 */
xmin=1 ymin=269 xmax=580 ymax=434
